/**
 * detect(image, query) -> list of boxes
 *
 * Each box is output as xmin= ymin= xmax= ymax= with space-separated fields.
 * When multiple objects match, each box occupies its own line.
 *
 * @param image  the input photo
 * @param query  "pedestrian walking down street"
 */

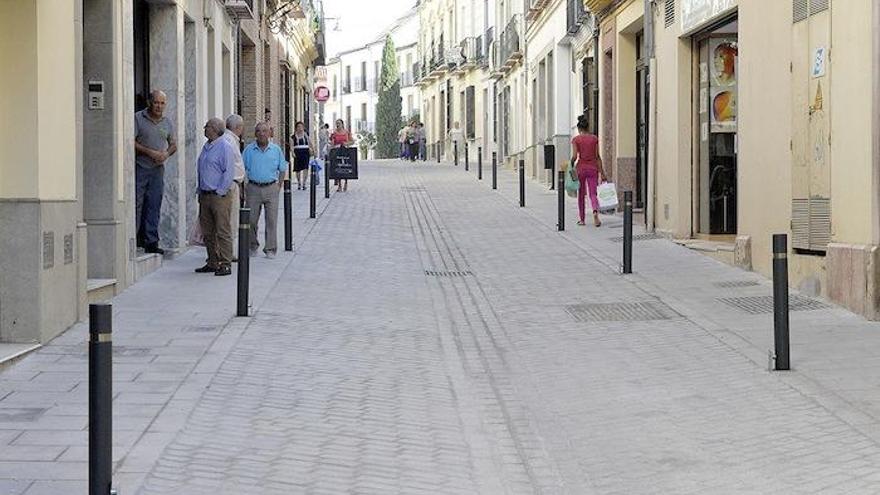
xmin=244 ymin=122 xmax=288 ymax=259
xmin=195 ymin=118 xmax=237 ymax=276
xmin=571 ymin=115 xmax=607 ymax=227
xmin=448 ymin=121 xmax=464 ymax=160
xmin=398 ymin=125 xmax=409 ymax=159
xmin=290 ymin=122 xmax=314 ymax=190
xmin=318 ymin=123 xmax=330 ymax=160
xmin=407 ymin=121 xmax=420 ymax=162
xmin=134 ymin=90 xmax=177 ymax=255
xmin=223 ymin=114 xmax=246 ymax=260
xmin=417 ymin=123 xmax=427 ymax=161
xmin=331 ymin=119 xmax=354 ymax=192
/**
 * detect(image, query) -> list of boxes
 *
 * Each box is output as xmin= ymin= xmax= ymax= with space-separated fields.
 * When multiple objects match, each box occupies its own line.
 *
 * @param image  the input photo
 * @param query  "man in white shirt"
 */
xmin=447 ymin=121 xmax=464 ymax=162
xmin=224 ymin=114 xmax=246 ymax=259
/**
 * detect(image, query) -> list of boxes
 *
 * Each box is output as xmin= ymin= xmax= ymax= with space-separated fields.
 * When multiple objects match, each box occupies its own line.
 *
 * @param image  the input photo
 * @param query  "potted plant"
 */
xmin=357 ymin=131 xmax=377 ymax=160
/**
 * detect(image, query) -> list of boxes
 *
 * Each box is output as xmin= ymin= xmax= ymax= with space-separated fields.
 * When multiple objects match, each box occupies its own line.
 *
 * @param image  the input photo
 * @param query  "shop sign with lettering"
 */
xmin=681 ymin=0 xmax=737 ymax=34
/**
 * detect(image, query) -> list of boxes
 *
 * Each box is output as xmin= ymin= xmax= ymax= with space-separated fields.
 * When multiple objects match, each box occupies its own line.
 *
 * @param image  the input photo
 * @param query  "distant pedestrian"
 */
xmin=134 ymin=90 xmax=177 ymax=255
xmin=571 ymin=115 xmax=607 ymax=227
xmin=224 ymin=114 xmax=246 ymax=260
xmin=417 ymin=123 xmax=427 ymax=161
xmin=264 ymin=108 xmax=276 ymax=141
xmin=195 ymin=118 xmax=237 ymax=276
xmin=318 ymin=123 xmax=330 ymax=160
xmin=398 ymin=126 xmax=409 ymax=159
xmin=330 ymin=119 xmax=354 ymax=192
xmin=407 ymin=121 xmax=419 ymax=162
xmin=244 ymin=122 xmax=288 ymax=259
xmin=448 ymin=121 xmax=463 ymax=160
xmin=290 ymin=122 xmax=314 ymax=190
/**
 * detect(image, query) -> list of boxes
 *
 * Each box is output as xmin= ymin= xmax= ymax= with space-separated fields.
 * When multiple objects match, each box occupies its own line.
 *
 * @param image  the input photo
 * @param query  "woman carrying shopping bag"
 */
xmin=570 ymin=115 xmax=607 ymax=226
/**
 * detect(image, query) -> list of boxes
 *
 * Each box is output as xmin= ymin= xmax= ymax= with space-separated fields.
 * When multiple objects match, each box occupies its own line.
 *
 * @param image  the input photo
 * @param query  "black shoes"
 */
xmin=145 ymin=244 xmax=166 ymax=255
xmin=214 ymin=266 xmax=232 ymax=277
xmin=195 ymin=264 xmax=218 ymax=273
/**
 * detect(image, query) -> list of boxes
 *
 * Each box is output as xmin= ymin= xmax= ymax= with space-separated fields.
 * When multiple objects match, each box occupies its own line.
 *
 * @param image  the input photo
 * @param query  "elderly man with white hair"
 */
xmin=195 ymin=118 xmax=237 ymax=276
xmin=224 ymin=114 xmax=246 ymax=259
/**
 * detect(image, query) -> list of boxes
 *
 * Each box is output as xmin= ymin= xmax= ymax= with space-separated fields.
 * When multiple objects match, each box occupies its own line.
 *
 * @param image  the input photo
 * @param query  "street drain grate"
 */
xmin=425 ymin=270 xmax=473 ymax=277
xmin=605 ymin=222 xmax=625 ymax=229
xmin=714 ymin=281 xmax=761 ymax=289
xmin=718 ymin=295 xmax=830 ymax=315
xmin=565 ymin=301 xmax=680 ymax=322
xmin=609 ymin=233 xmax=665 ymax=243
xmin=182 ymin=325 xmax=220 ymax=333
xmin=0 ymin=408 xmax=47 ymax=422
xmin=401 ymin=186 xmax=427 ymax=192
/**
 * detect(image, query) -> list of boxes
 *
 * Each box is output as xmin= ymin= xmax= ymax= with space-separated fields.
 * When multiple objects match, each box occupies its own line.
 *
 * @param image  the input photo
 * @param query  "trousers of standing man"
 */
xmin=246 ymin=181 xmax=281 ymax=254
xmin=198 ymin=191 xmax=234 ymax=268
xmin=135 ymin=164 xmax=164 ymax=247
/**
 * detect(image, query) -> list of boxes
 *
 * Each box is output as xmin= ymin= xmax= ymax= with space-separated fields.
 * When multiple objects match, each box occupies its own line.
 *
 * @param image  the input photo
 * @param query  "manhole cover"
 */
xmin=609 ymin=233 xmax=664 ymax=243
xmin=182 ymin=325 xmax=220 ymax=333
xmin=113 ymin=347 xmax=152 ymax=357
xmin=714 ymin=281 xmax=761 ymax=288
xmin=565 ymin=301 xmax=680 ymax=322
xmin=0 ymin=408 xmax=46 ymax=422
xmin=425 ymin=270 xmax=473 ymax=277
xmin=717 ymin=295 xmax=830 ymax=314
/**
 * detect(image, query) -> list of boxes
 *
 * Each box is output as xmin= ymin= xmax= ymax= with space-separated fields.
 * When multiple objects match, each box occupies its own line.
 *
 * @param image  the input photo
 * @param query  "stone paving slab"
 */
xmin=0 ymin=188 xmax=330 ymax=494
xmin=5 ymin=161 xmax=880 ymax=493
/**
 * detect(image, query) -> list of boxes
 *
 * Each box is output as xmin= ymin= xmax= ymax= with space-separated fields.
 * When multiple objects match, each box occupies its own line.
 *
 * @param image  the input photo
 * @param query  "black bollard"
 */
xmin=519 ymin=159 xmax=525 ymax=207
xmin=89 ymin=304 xmax=112 ymax=495
xmin=437 ymin=143 xmax=441 ymax=163
xmin=492 ymin=151 xmax=498 ymax=190
xmin=478 ymin=147 xmax=483 ymax=180
xmin=454 ymin=141 xmax=459 ymax=166
xmin=237 ymin=208 xmax=251 ymax=317
xmin=464 ymin=142 xmax=469 ymax=171
xmin=557 ymin=169 xmax=565 ymax=232
xmin=623 ymin=191 xmax=633 ymax=274
xmin=544 ymin=144 xmax=556 ymax=190
xmin=773 ymin=234 xmax=791 ymax=371
xmin=309 ymin=167 xmax=317 ymax=219
xmin=324 ymin=160 xmax=330 ymax=199
xmin=283 ymin=179 xmax=293 ymax=251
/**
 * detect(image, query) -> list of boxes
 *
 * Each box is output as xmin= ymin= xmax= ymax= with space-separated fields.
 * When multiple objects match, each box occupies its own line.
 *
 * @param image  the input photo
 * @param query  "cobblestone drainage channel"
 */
xmin=565 ymin=301 xmax=681 ymax=322
xmin=717 ymin=295 xmax=830 ymax=315
xmin=714 ymin=280 xmax=761 ymax=288
xmin=425 ymin=270 xmax=473 ymax=277
xmin=608 ymin=233 xmax=665 ymax=243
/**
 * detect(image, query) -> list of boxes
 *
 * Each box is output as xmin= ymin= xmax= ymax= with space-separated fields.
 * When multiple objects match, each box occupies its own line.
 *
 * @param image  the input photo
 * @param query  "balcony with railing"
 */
xmin=525 ymin=0 xmax=552 ymax=21
xmin=401 ymin=71 xmax=415 ymax=87
xmin=566 ymin=0 xmax=589 ymax=35
xmin=354 ymin=120 xmax=376 ymax=134
xmin=481 ymin=28 xmax=494 ymax=68
xmin=224 ymin=0 xmax=255 ymax=20
xmin=457 ymin=37 xmax=478 ymax=71
xmin=342 ymin=81 xmax=352 ymax=95
xmin=497 ymin=15 xmax=523 ymax=71
xmin=429 ymin=44 xmax=448 ymax=76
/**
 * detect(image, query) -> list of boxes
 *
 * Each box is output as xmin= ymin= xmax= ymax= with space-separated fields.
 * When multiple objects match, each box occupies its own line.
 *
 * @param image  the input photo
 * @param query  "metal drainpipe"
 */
xmin=236 ymin=20 xmax=241 ymax=115
xmin=644 ymin=0 xmax=657 ymax=232
xmin=592 ymin=13 xmax=600 ymax=137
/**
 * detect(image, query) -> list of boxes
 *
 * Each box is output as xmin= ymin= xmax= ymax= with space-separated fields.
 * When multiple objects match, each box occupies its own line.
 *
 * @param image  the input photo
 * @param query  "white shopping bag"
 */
xmin=597 ymin=182 xmax=619 ymax=212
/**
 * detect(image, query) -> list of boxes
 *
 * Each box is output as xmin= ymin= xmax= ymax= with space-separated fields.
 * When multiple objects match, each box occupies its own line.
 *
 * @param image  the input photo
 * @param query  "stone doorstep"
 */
xmin=0 ymin=343 xmax=42 ymax=371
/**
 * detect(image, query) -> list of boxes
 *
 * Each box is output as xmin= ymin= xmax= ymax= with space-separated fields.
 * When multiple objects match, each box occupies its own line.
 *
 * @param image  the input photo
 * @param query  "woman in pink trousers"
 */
xmin=570 ymin=115 xmax=607 ymax=226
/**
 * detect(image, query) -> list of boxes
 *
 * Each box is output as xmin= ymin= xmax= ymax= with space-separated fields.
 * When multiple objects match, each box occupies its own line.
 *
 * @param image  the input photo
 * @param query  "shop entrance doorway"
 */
xmin=696 ymin=20 xmax=738 ymax=235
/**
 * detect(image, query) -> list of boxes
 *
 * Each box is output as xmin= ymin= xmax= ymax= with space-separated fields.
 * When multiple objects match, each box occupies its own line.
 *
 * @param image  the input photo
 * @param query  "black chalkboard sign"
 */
xmin=327 ymin=147 xmax=359 ymax=180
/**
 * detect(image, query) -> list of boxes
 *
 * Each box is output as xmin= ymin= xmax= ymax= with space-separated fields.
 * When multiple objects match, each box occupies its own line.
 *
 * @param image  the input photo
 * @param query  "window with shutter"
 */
xmin=664 ymin=0 xmax=675 ymax=28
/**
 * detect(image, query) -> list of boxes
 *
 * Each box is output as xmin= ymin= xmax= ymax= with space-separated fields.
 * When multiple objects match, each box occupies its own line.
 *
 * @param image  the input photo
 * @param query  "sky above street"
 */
xmin=323 ymin=0 xmax=417 ymax=57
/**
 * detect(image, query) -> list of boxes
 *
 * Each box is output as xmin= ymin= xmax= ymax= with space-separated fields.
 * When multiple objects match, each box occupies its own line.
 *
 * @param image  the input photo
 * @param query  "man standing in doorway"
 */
xmin=224 ymin=114 xmax=246 ymax=260
xmin=243 ymin=122 xmax=288 ymax=259
xmin=195 ymin=118 xmax=237 ymax=276
xmin=135 ymin=90 xmax=177 ymax=255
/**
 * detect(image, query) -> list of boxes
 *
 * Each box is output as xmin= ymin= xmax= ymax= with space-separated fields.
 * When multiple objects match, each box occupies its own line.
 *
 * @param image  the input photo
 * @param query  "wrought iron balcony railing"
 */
xmin=224 ymin=0 xmax=255 ymax=20
xmin=566 ymin=0 xmax=588 ymax=35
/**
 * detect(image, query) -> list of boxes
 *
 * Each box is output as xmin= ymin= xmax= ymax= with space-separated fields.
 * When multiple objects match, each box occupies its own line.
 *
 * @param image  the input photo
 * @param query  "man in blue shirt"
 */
xmin=195 ymin=118 xmax=237 ymax=276
xmin=243 ymin=121 xmax=288 ymax=258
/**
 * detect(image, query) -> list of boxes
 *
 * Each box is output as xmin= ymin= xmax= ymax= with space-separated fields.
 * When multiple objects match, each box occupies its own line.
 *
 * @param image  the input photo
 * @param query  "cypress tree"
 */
xmin=376 ymin=37 xmax=402 ymax=159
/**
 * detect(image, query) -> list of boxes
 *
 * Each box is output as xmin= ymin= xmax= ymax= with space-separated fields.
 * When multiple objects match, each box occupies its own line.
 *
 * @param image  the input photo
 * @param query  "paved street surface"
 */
xmin=5 ymin=161 xmax=880 ymax=494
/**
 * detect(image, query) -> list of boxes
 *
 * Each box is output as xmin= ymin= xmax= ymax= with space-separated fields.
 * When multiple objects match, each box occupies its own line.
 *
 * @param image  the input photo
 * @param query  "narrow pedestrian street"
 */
xmin=3 ymin=161 xmax=880 ymax=494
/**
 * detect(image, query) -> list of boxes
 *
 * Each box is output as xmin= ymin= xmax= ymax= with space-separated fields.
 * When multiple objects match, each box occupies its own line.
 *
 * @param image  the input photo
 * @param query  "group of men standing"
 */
xmin=134 ymin=90 xmax=288 ymax=277
xmin=398 ymin=121 xmax=426 ymax=161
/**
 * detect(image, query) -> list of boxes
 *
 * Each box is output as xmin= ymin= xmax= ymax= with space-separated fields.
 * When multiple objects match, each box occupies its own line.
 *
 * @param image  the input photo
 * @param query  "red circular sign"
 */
xmin=314 ymin=86 xmax=330 ymax=102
